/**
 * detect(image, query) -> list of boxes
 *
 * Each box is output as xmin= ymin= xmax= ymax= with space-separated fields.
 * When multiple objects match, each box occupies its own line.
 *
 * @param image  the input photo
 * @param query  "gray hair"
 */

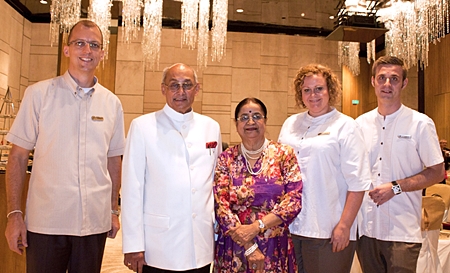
xmin=161 ymin=63 xmax=198 ymax=84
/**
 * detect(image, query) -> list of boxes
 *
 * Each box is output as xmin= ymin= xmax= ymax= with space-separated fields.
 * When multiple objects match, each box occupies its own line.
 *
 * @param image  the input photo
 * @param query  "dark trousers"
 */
xmin=292 ymin=235 xmax=356 ymax=273
xmin=143 ymin=264 xmax=211 ymax=273
xmin=357 ymin=235 xmax=421 ymax=273
xmin=26 ymin=231 xmax=108 ymax=273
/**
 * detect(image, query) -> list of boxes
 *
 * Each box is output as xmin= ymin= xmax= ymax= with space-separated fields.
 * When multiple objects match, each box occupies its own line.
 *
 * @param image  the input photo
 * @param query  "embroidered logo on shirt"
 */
xmin=91 ymin=116 xmax=104 ymax=121
xmin=397 ymin=134 xmax=412 ymax=139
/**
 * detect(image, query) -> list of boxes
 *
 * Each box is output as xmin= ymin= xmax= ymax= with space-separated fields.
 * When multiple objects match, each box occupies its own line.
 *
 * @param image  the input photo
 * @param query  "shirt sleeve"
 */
xmin=213 ymin=151 xmax=241 ymax=233
xmin=339 ymin=122 xmax=372 ymax=192
xmin=271 ymin=144 xmax=303 ymax=225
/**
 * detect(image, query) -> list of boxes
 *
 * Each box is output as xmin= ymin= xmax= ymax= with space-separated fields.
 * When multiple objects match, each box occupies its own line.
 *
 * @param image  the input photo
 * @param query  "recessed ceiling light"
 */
xmin=236 ymin=9 xmax=244 ymax=13
xmin=301 ymin=13 xmax=305 ymax=17
xmin=329 ymin=15 xmax=335 ymax=20
xmin=40 ymin=0 xmax=48 ymax=4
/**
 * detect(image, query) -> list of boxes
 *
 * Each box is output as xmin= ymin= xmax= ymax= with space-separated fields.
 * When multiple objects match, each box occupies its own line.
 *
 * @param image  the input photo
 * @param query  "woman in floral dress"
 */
xmin=214 ymin=97 xmax=303 ymax=273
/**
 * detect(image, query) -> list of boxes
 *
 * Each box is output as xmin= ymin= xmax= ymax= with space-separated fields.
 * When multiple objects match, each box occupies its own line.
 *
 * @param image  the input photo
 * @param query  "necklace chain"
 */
xmin=241 ymin=139 xmax=269 ymax=175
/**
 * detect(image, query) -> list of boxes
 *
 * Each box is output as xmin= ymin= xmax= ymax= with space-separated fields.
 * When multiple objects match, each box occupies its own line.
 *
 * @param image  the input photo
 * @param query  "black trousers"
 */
xmin=26 ymin=231 xmax=108 ymax=273
xmin=143 ymin=264 xmax=211 ymax=273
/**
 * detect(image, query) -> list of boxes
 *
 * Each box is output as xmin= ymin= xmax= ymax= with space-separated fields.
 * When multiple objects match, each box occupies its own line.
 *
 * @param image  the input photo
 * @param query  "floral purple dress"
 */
xmin=214 ymin=141 xmax=303 ymax=273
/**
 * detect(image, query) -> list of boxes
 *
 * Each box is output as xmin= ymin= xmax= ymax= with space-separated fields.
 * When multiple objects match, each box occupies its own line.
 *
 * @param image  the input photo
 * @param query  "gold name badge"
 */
xmin=91 ymin=116 xmax=104 ymax=121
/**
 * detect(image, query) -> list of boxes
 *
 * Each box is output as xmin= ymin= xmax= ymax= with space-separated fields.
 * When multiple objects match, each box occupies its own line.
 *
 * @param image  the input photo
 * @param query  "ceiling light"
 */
xmin=236 ymin=8 xmax=244 ymax=13
xmin=40 ymin=0 xmax=48 ymax=4
xmin=329 ymin=15 xmax=334 ymax=20
xmin=301 ymin=13 xmax=305 ymax=17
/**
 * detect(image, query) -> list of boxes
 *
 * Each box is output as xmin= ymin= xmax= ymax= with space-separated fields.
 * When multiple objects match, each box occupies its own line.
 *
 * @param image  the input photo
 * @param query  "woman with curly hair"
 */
xmin=278 ymin=64 xmax=371 ymax=273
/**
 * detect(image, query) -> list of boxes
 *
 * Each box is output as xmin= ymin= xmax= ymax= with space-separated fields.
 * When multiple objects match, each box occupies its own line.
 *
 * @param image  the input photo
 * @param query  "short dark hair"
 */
xmin=234 ymin=97 xmax=268 ymax=121
xmin=293 ymin=64 xmax=341 ymax=108
xmin=68 ymin=20 xmax=103 ymax=45
xmin=372 ymin=56 xmax=408 ymax=80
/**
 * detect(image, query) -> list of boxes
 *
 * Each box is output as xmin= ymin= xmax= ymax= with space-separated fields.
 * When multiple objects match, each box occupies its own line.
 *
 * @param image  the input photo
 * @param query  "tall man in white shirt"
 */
xmin=356 ymin=55 xmax=444 ymax=273
xmin=4 ymin=20 xmax=125 ymax=273
xmin=121 ymin=63 xmax=222 ymax=273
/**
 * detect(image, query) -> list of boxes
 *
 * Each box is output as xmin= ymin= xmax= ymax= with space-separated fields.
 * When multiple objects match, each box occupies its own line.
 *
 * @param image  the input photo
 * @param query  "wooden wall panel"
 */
xmin=0 ymin=174 xmax=30 ymax=273
xmin=425 ymin=35 xmax=450 ymax=140
xmin=342 ymin=58 xmax=372 ymax=119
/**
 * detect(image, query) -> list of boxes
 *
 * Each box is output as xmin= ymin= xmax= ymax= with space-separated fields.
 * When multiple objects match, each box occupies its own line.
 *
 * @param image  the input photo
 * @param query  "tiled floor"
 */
xmin=101 ymin=229 xmax=128 ymax=273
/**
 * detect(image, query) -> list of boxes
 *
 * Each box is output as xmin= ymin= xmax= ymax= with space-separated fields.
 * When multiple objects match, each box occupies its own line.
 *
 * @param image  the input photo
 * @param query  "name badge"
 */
xmin=318 ymin=132 xmax=330 ymax=136
xmin=91 ymin=116 xmax=104 ymax=121
xmin=397 ymin=134 xmax=411 ymax=139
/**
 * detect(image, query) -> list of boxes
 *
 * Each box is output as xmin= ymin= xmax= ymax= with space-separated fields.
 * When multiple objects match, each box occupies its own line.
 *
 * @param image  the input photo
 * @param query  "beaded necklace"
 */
xmin=241 ymin=138 xmax=269 ymax=175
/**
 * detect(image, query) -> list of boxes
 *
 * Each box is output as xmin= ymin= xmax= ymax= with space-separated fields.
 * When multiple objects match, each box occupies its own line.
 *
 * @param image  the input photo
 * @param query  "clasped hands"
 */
xmin=227 ymin=222 xmax=265 ymax=271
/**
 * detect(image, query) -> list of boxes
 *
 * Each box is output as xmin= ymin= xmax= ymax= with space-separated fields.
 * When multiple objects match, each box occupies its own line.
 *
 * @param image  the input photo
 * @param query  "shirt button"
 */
xmin=188 ymin=143 xmax=192 ymax=148
xmin=378 ymin=173 xmax=381 ymax=176
xmin=383 ymin=127 xmax=385 ymax=130
xmin=192 ymin=213 xmax=197 ymax=219
xmin=379 ymin=157 xmax=382 ymax=160
xmin=192 ymin=188 xmax=196 ymax=194
xmin=381 ymin=142 xmax=383 ymax=145
xmin=182 ymin=125 xmax=187 ymax=129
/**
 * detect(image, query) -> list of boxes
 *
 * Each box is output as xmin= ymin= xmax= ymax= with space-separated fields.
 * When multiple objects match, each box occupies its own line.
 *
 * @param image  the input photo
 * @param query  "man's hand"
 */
xmin=330 ymin=222 xmax=350 ymax=252
xmin=108 ymin=214 xmax=120 ymax=238
xmin=5 ymin=213 xmax=27 ymax=255
xmin=124 ymin=251 xmax=146 ymax=273
xmin=369 ymin=182 xmax=395 ymax=206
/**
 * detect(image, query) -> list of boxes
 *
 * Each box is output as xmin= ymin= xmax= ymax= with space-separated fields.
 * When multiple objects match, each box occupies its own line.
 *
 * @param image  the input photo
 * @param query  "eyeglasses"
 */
xmin=301 ymin=86 xmax=327 ymax=95
xmin=67 ymin=40 xmax=103 ymax=51
xmin=237 ymin=113 xmax=265 ymax=123
xmin=164 ymin=82 xmax=196 ymax=92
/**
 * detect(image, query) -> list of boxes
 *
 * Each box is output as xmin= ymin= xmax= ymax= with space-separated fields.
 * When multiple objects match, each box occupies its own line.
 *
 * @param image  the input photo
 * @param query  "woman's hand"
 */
xmin=247 ymin=247 xmax=265 ymax=272
xmin=330 ymin=222 xmax=350 ymax=252
xmin=227 ymin=222 xmax=259 ymax=246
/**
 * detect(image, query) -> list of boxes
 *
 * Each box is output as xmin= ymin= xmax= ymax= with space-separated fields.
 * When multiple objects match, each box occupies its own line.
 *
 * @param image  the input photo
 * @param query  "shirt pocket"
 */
xmin=144 ymin=213 xmax=170 ymax=234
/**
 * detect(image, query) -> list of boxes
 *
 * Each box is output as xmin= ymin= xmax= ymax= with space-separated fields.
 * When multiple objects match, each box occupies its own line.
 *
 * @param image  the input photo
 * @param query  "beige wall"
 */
xmin=0 ymin=0 xmax=342 ymax=145
xmin=111 ymin=27 xmax=342 ymax=145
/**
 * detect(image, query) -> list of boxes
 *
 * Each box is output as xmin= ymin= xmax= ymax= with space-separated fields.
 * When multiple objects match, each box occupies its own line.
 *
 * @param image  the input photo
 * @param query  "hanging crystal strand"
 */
xmin=211 ymin=0 xmax=228 ymax=62
xmin=142 ymin=0 xmax=163 ymax=70
xmin=49 ymin=0 xmax=81 ymax=46
xmin=88 ymin=0 xmax=113 ymax=60
xmin=181 ymin=0 xmax=199 ymax=50
xmin=122 ymin=0 xmax=143 ymax=44
xmin=367 ymin=39 xmax=375 ymax=64
xmin=338 ymin=41 xmax=360 ymax=76
xmin=197 ymin=0 xmax=210 ymax=69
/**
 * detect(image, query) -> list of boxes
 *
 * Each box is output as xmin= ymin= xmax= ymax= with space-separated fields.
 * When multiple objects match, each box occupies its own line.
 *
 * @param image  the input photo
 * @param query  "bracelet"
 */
xmin=244 ymin=242 xmax=258 ymax=257
xmin=6 ymin=210 xmax=23 ymax=219
xmin=111 ymin=210 xmax=120 ymax=216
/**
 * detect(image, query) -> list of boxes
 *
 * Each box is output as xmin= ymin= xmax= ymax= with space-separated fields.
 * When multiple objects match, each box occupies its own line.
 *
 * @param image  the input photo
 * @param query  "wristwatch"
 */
xmin=391 ymin=181 xmax=402 ymax=195
xmin=258 ymin=219 xmax=266 ymax=233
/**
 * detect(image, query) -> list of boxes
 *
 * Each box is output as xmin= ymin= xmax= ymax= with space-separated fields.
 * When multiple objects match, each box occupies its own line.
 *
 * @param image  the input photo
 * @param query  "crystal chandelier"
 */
xmin=88 ymin=0 xmax=113 ymax=60
xmin=123 ymin=0 xmax=229 ymax=70
xmin=49 ymin=0 xmax=81 ymax=46
xmin=50 ymin=0 xmax=229 ymax=70
xmin=338 ymin=41 xmax=361 ymax=76
xmin=336 ymin=0 xmax=450 ymax=75
xmin=377 ymin=0 xmax=450 ymax=70
xmin=141 ymin=0 xmax=163 ymax=69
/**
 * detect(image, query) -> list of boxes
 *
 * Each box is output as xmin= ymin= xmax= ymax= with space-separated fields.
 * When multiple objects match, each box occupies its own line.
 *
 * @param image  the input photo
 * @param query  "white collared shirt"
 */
xmin=279 ymin=108 xmax=371 ymax=240
xmin=356 ymin=104 xmax=443 ymax=243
